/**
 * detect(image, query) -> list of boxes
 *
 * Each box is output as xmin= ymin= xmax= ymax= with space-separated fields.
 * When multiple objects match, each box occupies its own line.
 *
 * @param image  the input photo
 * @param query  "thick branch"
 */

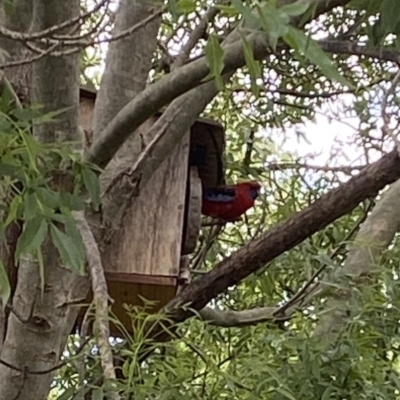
xmin=314 ymin=178 xmax=400 ymax=340
xmin=319 ymin=40 xmax=400 ymax=63
xmin=164 ymin=150 xmax=400 ymax=323
xmin=199 ymin=306 xmax=278 ymax=327
xmin=93 ymin=0 xmax=162 ymax=137
xmin=86 ymin=31 xmax=268 ymax=168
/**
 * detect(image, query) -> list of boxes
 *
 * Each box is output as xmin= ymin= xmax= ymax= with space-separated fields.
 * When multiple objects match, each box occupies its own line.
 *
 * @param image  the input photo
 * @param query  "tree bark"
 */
xmin=0 ymin=0 xmax=33 ymax=103
xmin=92 ymin=0 xmax=162 ymax=224
xmin=0 ymin=1 xmax=91 ymax=399
xmin=313 ymin=179 xmax=400 ymax=340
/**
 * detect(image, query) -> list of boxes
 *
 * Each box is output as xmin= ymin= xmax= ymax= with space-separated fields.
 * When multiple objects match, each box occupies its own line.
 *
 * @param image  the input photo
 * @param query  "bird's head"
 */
xmin=239 ymin=181 xmax=261 ymax=200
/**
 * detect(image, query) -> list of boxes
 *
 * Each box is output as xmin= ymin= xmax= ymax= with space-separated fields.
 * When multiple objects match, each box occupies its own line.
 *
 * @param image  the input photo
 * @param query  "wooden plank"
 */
xmin=105 ymin=272 xmax=176 ymax=286
xmin=182 ymin=167 xmax=202 ymax=255
xmin=76 ymin=278 xmax=177 ymax=337
xmin=78 ymin=96 xmax=95 ymax=133
xmin=107 ymin=280 xmax=177 ymax=337
xmin=103 ymin=129 xmax=190 ymax=278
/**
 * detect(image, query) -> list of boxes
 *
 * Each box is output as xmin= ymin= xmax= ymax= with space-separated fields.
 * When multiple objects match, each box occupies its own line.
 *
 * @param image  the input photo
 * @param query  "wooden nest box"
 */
xmin=78 ymin=87 xmax=225 ymax=336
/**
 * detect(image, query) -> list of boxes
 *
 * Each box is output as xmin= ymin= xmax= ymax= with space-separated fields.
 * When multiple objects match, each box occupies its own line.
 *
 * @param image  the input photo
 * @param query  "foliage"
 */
xmin=0 ymin=100 xmax=101 ymax=304
xmin=3 ymin=0 xmax=400 ymax=398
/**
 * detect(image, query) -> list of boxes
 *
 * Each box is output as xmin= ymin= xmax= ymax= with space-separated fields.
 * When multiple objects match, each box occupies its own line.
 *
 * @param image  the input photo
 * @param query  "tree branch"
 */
xmin=73 ymin=211 xmax=119 ymax=400
xmin=163 ymin=150 xmax=400 ymax=324
xmin=313 ymin=178 xmax=400 ymax=340
xmin=172 ymin=5 xmax=220 ymax=70
xmin=86 ymin=0 xmax=351 ymax=170
xmin=319 ymin=40 xmax=400 ymax=64
xmin=199 ymin=306 xmax=279 ymax=327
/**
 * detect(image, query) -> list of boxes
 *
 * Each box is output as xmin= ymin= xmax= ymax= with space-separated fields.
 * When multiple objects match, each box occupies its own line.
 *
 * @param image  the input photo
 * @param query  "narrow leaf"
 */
xmin=231 ymin=0 xmax=261 ymax=29
xmin=19 ymin=130 xmax=40 ymax=173
xmin=284 ymin=27 xmax=354 ymax=89
xmin=275 ymin=387 xmax=297 ymax=400
xmin=15 ymin=217 xmax=48 ymax=260
xmin=177 ymin=0 xmax=196 ymax=14
xmin=241 ymin=35 xmax=262 ymax=95
xmin=50 ymin=223 xmax=85 ymax=274
xmin=204 ymin=34 xmax=225 ymax=90
xmin=279 ymin=0 xmax=312 ymax=17
xmin=381 ymin=0 xmax=400 ymax=34
xmin=5 ymin=195 xmax=22 ymax=227
xmin=81 ymin=166 xmax=101 ymax=211
xmin=24 ymin=192 xmax=39 ymax=221
xmin=0 ymin=260 xmax=10 ymax=309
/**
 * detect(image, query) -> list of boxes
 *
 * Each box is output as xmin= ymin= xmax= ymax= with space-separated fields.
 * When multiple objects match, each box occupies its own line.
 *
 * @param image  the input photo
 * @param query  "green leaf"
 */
xmin=91 ymin=388 xmax=104 ymax=400
xmin=36 ymin=187 xmax=61 ymax=210
xmin=0 ymin=162 xmax=19 ymax=177
xmin=15 ymin=217 xmax=48 ymax=260
xmin=177 ymin=0 xmax=196 ymax=14
xmin=279 ymin=0 xmax=312 ymax=17
xmin=5 ymin=195 xmax=22 ymax=227
xmin=23 ymin=192 xmax=39 ymax=221
xmin=204 ymin=34 xmax=225 ymax=90
xmin=0 ymin=260 xmax=10 ymax=309
xmin=321 ymin=386 xmax=333 ymax=400
xmin=216 ymin=4 xmax=239 ymax=17
xmin=60 ymin=192 xmax=86 ymax=211
xmin=12 ymin=107 xmax=43 ymax=122
xmin=168 ymin=0 xmax=180 ymax=20
xmin=33 ymin=107 xmax=70 ymax=124
xmin=275 ymin=387 xmax=297 ymax=400
xmin=349 ymin=0 xmax=379 ymax=14
xmin=380 ymin=0 xmax=400 ymax=34
xmin=19 ymin=130 xmax=40 ymax=173
xmin=3 ymin=0 xmax=14 ymax=17
xmin=265 ymin=366 xmax=284 ymax=385
xmin=63 ymin=218 xmax=86 ymax=266
xmin=241 ymin=35 xmax=262 ymax=96
xmin=50 ymin=223 xmax=85 ymax=274
xmin=81 ymin=166 xmax=101 ymax=211
xmin=0 ymin=117 xmax=13 ymax=134
xmin=257 ymin=4 xmax=290 ymax=50
xmin=284 ymin=27 xmax=354 ymax=89
xmin=231 ymin=0 xmax=261 ymax=30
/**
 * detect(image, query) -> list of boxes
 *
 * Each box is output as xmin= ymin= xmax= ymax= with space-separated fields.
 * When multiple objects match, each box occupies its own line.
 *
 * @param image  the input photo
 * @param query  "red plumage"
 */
xmin=201 ymin=181 xmax=261 ymax=222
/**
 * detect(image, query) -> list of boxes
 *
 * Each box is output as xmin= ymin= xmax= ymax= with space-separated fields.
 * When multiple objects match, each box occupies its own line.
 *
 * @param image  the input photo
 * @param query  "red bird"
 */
xmin=201 ymin=181 xmax=261 ymax=222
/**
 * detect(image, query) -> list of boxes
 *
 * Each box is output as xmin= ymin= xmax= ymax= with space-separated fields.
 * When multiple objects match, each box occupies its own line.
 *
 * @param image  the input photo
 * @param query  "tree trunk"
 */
xmin=0 ymin=1 xmax=90 ymax=399
xmin=0 ymin=0 xmax=33 ymax=103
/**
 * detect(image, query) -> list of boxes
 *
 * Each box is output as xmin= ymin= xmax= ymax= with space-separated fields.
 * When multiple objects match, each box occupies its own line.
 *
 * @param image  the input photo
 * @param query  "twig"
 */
xmin=192 ymin=225 xmax=223 ymax=270
xmin=72 ymin=211 xmax=120 ymax=400
xmin=0 ymin=0 xmax=110 ymax=42
xmin=381 ymin=69 xmax=400 ymax=154
xmin=75 ymin=305 xmax=94 ymax=400
xmin=273 ymin=200 xmax=373 ymax=316
xmin=267 ymin=162 xmax=367 ymax=174
xmin=172 ymin=6 xmax=220 ymax=70
xmin=0 ymin=42 xmax=61 ymax=70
